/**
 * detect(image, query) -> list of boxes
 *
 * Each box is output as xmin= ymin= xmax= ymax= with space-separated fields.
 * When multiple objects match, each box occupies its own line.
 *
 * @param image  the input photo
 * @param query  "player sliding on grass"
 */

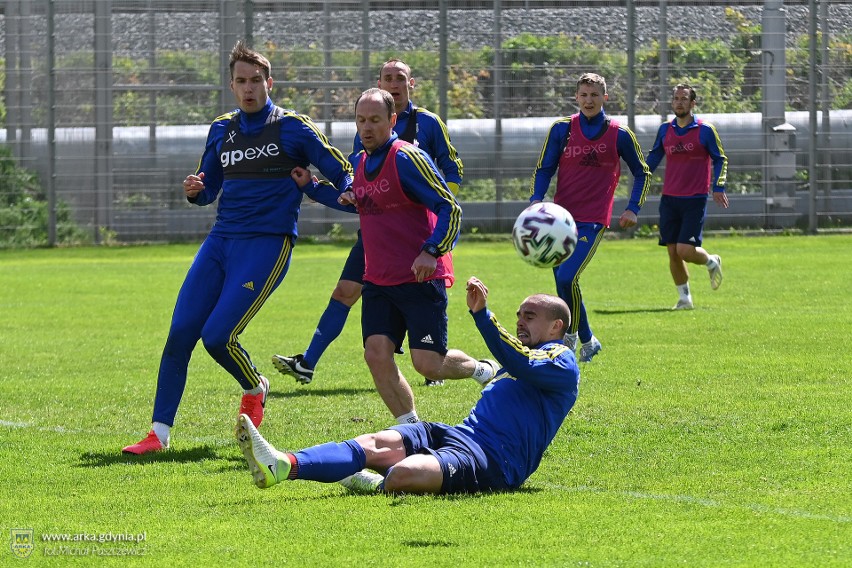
xmin=236 ymin=276 xmax=579 ymax=494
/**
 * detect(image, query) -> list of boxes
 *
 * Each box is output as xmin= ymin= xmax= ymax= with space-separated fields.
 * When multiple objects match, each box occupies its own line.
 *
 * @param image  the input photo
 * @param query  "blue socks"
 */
xmin=293 ymin=440 xmax=367 ymax=483
xmin=303 ymin=299 xmax=351 ymax=369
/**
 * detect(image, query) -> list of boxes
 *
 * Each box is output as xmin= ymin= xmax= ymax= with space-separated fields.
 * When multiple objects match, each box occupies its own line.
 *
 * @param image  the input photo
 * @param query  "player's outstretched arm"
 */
xmin=466 ymin=277 xmax=488 ymax=313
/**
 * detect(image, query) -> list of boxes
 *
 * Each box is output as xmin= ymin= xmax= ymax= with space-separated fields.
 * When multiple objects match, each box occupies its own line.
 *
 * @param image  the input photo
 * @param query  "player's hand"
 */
xmin=183 ymin=172 xmax=205 ymax=198
xmin=618 ymin=209 xmax=638 ymax=228
xmin=338 ymin=190 xmax=357 ymax=207
xmin=291 ymin=166 xmax=314 ymax=189
xmin=411 ymin=252 xmax=437 ymax=283
xmin=466 ymin=277 xmax=488 ymax=312
xmin=713 ymin=191 xmax=729 ymax=209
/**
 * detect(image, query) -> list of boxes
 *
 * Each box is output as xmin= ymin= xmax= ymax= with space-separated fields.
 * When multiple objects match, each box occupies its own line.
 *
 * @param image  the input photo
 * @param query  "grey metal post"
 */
xmin=219 ymin=0 xmax=238 ymax=114
xmin=808 ymin=0 xmax=818 ymax=233
xmin=819 ymin=0 xmax=832 ymax=200
xmin=47 ymin=0 xmax=56 ymax=246
xmin=439 ymin=0 xmax=448 ymax=122
xmin=244 ymin=0 xmax=254 ymax=46
xmin=148 ymin=0 xmax=157 ymax=156
xmin=658 ymin=0 xmax=668 ymax=122
xmin=5 ymin=0 xmax=20 ymax=153
xmin=626 ymin=0 xmax=635 ymax=130
xmin=362 ymin=0 xmax=370 ymax=87
xmin=323 ymin=1 xmax=332 ymax=137
xmin=94 ymin=0 xmax=114 ymax=242
xmin=762 ymin=0 xmax=796 ymax=228
xmin=493 ymin=0 xmax=504 ymax=210
xmin=20 ymin=0 xmax=32 ymax=161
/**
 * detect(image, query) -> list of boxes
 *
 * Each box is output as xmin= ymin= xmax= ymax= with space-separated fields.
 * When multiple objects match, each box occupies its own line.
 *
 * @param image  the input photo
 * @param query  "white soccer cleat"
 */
xmin=235 ymin=413 xmax=290 ymax=489
xmin=563 ymin=332 xmax=578 ymax=351
xmin=672 ymin=298 xmax=694 ymax=310
xmin=579 ymin=337 xmax=602 ymax=363
xmin=338 ymin=470 xmax=384 ymax=494
xmin=708 ymin=255 xmax=723 ymax=290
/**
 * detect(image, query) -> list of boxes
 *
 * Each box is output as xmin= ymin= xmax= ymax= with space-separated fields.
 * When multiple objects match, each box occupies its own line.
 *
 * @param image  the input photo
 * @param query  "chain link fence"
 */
xmin=1 ymin=0 xmax=851 ymax=245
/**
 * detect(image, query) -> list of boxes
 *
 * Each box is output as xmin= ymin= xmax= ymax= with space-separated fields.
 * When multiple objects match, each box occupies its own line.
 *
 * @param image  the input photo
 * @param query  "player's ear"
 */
xmin=551 ymin=319 xmax=564 ymax=338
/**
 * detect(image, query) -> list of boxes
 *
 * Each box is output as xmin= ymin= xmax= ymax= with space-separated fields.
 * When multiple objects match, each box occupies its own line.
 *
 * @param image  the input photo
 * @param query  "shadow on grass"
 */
xmin=77 ymin=445 xmax=220 ymax=467
xmin=386 ymin=484 xmax=543 ymax=506
xmin=593 ymin=307 xmax=678 ymax=315
xmin=267 ymin=387 xmax=376 ymax=399
xmin=402 ymin=539 xmax=457 ymax=548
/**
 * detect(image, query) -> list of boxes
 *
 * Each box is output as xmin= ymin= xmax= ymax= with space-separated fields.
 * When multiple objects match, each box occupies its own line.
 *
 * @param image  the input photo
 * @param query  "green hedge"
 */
xmin=0 ymin=146 xmax=89 ymax=248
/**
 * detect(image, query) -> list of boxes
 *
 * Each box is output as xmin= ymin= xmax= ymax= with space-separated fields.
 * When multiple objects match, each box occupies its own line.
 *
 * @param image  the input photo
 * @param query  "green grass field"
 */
xmin=1 ymin=235 xmax=850 ymax=566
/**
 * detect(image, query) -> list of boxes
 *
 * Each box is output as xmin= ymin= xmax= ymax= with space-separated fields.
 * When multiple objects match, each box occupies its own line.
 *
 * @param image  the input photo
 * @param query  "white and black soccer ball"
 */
xmin=511 ymin=202 xmax=579 ymax=268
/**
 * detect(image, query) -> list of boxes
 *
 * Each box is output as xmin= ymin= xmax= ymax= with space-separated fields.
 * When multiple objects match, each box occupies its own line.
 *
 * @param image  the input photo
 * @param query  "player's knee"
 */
xmin=383 ymin=464 xmax=417 ymax=492
xmin=200 ymin=329 xmax=230 ymax=355
xmin=357 ymin=433 xmax=405 ymax=471
xmin=163 ymin=329 xmax=197 ymax=355
xmin=675 ymin=243 xmax=695 ymax=259
xmin=331 ymin=280 xmax=362 ymax=306
xmin=363 ymin=346 xmax=389 ymax=373
xmin=411 ymin=356 xmax=442 ymax=378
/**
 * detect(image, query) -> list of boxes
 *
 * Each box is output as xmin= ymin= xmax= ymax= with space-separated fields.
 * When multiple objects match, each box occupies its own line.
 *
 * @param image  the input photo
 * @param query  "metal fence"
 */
xmin=1 ymin=0 xmax=851 ymax=245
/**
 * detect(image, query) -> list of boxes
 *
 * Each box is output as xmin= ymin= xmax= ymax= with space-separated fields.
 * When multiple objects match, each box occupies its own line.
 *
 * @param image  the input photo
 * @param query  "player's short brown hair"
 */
xmin=229 ymin=40 xmax=272 ymax=80
xmin=577 ymin=72 xmax=607 ymax=95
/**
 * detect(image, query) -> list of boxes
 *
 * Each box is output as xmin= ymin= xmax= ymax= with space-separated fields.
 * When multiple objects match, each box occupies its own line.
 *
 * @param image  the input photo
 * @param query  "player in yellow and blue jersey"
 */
xmin=237 ymin=276 xmax=579 ymax=494
xmin=123 ymin=41 xmax=354 ymax=455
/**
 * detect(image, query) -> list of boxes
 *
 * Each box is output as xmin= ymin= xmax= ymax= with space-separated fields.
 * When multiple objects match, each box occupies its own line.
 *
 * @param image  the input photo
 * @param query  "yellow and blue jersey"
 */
xmin=458 ymin=308 xmax=580 ymax=489
xmin=191 ymin=99 xmax=353 ymax=238
xmin=646 ymin=116 xmax=728 ymax=194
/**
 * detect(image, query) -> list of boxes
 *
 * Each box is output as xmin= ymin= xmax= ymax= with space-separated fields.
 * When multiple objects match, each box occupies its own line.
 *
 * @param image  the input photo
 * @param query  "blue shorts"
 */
xmin=388 ymin=422 xmax=509 ymax=494
xmin=658 ymin=194 xmax=708 ymax=247
xmin=361 ymin=280 xmax=448 ymax=354
xmin=338 ymin=230 xmax=365 ymax=284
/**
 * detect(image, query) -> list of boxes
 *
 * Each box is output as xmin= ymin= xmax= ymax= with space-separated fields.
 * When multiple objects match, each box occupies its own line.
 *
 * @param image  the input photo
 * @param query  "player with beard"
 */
xmin=645 ymin=83 xmax=728 ymax=310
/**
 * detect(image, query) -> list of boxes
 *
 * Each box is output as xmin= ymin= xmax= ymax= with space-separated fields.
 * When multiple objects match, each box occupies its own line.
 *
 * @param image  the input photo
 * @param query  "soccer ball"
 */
xmin=511 ymin=202 xmax=578 ymax=268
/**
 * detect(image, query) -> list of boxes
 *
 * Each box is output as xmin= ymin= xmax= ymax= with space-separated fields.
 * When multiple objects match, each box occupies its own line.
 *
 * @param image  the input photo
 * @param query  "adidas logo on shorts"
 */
xmin=420 ymin=334 xmax=434 ymax=344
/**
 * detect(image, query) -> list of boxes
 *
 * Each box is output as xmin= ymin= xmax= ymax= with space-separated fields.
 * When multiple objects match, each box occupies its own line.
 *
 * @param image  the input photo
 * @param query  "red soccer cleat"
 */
xmin=239 ymin=375 xmax=269 ymax=427
xmin=122 ymin=430 xmax=167 ymax=455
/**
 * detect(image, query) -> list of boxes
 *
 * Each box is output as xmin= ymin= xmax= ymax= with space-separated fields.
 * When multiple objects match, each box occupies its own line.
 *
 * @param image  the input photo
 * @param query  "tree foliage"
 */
xmin=4 ymin=9 xmax=849 ymax=127
xmin=0 ymin=146 xmax=89 ymax=247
